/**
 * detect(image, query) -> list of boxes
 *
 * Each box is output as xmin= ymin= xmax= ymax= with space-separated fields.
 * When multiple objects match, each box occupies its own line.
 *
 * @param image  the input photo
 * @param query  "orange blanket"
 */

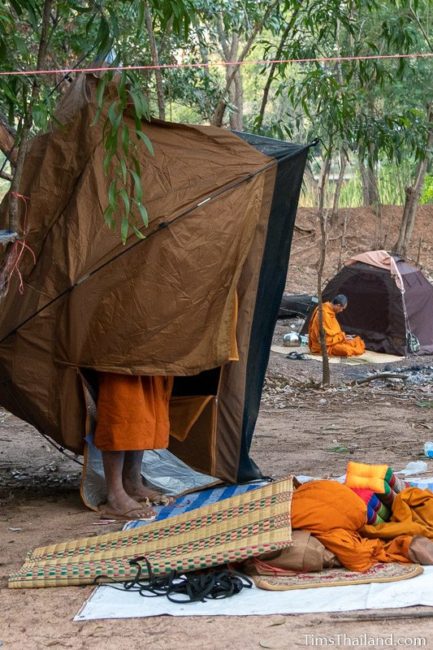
xmin=292 ymin=481 xmax=411 ymax=572
xmin=94 ymin=374 xmax=173 ymax=451
xmin=308 ymin=302 xmax=365 ymax=357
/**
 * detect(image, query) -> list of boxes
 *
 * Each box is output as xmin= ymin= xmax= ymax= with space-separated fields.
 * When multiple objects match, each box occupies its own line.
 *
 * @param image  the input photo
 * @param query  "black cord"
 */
xmin=94 ymin=555 xmax=253 ymax=603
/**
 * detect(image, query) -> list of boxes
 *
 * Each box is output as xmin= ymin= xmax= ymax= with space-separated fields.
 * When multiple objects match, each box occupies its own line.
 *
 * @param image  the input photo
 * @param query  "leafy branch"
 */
xmin=95 ymin=71 xmax=154 ymax=243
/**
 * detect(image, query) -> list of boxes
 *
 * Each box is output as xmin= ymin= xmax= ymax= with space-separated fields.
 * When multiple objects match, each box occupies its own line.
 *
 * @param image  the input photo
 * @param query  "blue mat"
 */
xmin=125 ymin=481 xmax=268 ymax=530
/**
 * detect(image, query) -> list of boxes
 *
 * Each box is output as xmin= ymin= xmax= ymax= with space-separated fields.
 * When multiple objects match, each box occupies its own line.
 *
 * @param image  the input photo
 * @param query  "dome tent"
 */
xmin=322 ymin=251 xmax=433 ymax=356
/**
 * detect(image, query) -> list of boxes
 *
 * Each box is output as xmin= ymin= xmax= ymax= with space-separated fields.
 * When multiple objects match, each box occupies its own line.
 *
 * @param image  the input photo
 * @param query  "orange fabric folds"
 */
xmin=94 ymin=374 xmax=173 ymax=451
xmin=291 ymin=481 xmax=410 ymax=572
xmin=308 ymin=302 xmax=365 ymax=357
xmin=362 ymin=488 xmax=433 ymax=540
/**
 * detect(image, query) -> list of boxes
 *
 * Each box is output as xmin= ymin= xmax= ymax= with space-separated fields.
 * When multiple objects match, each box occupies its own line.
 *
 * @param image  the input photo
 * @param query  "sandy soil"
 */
xmin=2 ymin=205 xmax=433 ymax=649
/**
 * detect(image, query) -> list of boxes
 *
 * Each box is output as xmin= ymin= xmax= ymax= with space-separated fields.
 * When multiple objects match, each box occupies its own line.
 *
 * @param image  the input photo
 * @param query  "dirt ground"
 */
xmin=2 ymin=205 xmax=433 ymax=649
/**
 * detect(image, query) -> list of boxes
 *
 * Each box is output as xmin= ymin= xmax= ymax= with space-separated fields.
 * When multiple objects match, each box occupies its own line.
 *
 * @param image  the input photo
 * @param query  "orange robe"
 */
xmin=308 ymin=302 xmax=365 ymax=357
xmin=94 ymin=374 xmax=173 ymax=451
xmin=291 ymin=481 xmax=412 ymax=572
xmin=362 ymin=488 xmax=433 ymax=541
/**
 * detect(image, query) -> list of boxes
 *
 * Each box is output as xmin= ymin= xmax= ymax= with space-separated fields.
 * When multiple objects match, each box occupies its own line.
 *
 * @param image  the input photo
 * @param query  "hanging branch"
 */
xmin=8 ymin=0 xmax=54 ymax=234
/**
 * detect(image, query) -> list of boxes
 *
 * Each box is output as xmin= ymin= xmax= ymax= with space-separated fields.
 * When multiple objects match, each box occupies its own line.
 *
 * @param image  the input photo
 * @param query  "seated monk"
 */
xmin=308 ymin=294 xmax=365 ymax=357
xmin=94 ymin=373 xmax=174 ymax=520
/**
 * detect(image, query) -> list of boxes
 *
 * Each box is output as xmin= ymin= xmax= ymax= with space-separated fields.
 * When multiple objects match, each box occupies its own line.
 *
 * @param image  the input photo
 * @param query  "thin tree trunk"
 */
xmin=8 ymin=0 xmax=53 ymax=233
xmin=317 ymin=154 xmax=332 ymax=386
xmin=303 ymin=165 xmax=318 ymax=206
xmin=395 ymin=104 xmax=433 ymax=258
xmin=144 ymin=2 xmax=165 ymax=120
xmin=359 ymin=158 xmax=370 ymax=206
xmin=224 ymin=33 xmax=243 ymax=131
xmin=359 ymin=155 xmax=380 ymax=208
xmin=211 ymin=0 xmax=280 ymax=127
xmin=331 ymin=150 xmax=347 ymax=223
xmin=256 ymin=19 xmax=296 ymax=129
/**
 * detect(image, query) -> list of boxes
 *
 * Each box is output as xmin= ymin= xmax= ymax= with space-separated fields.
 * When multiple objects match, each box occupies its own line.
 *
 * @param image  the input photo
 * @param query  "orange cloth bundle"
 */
xmin=292 ymin=480 xmax=411 ymax=572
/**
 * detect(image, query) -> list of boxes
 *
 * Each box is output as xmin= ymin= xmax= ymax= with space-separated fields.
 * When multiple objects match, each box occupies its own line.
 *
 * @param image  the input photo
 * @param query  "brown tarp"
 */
xmin=0 ymin=75 xmax=309 ymax=482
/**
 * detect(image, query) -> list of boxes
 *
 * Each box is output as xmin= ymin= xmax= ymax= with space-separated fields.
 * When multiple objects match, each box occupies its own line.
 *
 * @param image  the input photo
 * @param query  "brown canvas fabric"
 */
xmin=0 ymin=75 xmax=275 ymax=459
xmin=249 ymin=530 xmax=340 ymax=574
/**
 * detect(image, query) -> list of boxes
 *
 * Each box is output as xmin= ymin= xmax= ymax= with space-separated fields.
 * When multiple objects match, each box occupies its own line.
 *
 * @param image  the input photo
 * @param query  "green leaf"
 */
xmin=103 ymin=152 xmax=112 ymax=175
xmin=129 ymin=88 xmax=149 ymax=120
xmin=130 ymin=169 xmax=143 ymax=204
xmin=136 ymin=1 xmax=145 ymax=37
xmin=121 ymin=216 xmax=129 ymax=244
xmin=104 ymin=205 xmax=115 ymax=229
xmin=107 ymin=101 xmax=119 ymax=127
xmin=119 ymin=187 xmax=131 ymax=216
xmin=327 ymin=445 xmax=349 ymax=453
xmin=136 ymin=130 xmax=154 ymax=155
xmin=135 ymin=200 xmax=148 ymax=227
xmin=121 ymin=124 xmax=130 ymax=157
xmin=95 ymin=14 xmax=112 ymax=59
xmin=119 ymin=158 xmax=127 ymax=183
xmin=131 ymin=224 xmax=145 ymax=240
xmin=108 ymin=179 xmax=117 ymax=207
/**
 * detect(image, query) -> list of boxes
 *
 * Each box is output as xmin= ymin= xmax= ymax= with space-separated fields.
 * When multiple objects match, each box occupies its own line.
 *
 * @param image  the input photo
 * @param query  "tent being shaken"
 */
xmin=0 ymin=75 xmax=309 ymax=483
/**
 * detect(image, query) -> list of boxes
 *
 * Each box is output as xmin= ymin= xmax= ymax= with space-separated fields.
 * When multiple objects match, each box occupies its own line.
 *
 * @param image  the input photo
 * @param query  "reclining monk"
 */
xmin=94 ymin=373 xmax=174 ymax=520
xmin=308 ymin=294 xmax=365 ymax=357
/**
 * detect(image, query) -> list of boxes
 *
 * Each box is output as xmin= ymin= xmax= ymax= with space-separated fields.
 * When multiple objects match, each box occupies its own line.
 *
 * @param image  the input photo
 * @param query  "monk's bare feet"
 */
xmin=123 ymin=478 xmax=173 ymax=505
xmin=99 ymin=493 xmax=155 ymax=520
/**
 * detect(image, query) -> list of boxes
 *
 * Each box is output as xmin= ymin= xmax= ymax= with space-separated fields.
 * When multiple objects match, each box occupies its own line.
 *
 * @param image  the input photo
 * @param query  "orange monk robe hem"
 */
xmin=308 ymin=302 xmax=365 ymax=357
xmin=94 ymin=374 xmax=173 ymax=451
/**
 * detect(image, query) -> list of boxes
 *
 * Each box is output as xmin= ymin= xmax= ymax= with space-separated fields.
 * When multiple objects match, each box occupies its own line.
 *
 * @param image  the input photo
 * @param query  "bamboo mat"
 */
xmin=9 ymin=477 xmax=293 ymax=589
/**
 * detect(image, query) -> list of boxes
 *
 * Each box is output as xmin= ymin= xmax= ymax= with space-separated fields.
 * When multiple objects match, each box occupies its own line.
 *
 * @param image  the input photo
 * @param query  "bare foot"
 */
xmin=100 ymin=493 xmax=155 ymax=520
xmin=123 ymin=479 xmax=174 ymax=505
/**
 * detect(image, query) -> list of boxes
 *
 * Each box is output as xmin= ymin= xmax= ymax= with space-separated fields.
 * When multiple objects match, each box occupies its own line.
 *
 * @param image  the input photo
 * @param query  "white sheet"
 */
xmin=74 ymin=566 xmax=433 ymax=620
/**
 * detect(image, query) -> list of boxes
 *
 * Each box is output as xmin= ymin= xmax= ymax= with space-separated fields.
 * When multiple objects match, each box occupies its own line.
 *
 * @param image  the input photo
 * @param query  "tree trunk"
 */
xmin=211 ymin=0 xmax=279 ymax=127
xmin=144 ymin=2 xmax=165 ymax=120
xmin=227 ymin=34 xmax=243 ymax=131
xmin=395 ymin=104 xmax=433 ymax=258
xmin=330 ymin=149 xmax=347 ymax=224
xmin=359 ymin=155 xmax=379 ymax=208
xmin=317 ymin=154 xmax=331 ymax=386
xmin=303 ymin=165 xmax=318 ymax=206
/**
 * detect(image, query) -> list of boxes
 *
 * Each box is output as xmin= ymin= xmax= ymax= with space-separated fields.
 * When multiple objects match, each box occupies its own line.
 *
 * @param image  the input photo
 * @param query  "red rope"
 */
xmin=0 ymin=51 xmax=432 ymax=76
xmin=1 ymin=192 xmax=35 ymax=294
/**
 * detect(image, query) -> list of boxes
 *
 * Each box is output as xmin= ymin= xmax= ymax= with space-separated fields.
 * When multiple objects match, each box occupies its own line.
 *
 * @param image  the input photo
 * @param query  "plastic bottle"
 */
xmin=424 ymin=442 xmax=433 ymax=458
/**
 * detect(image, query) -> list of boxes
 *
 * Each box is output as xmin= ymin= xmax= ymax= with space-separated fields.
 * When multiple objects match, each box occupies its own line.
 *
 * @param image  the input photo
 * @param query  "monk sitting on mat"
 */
xmin=308 ymin=294 xmax=365 ymax=357
xmin=94 ymin=373 xmax=174 ymax=520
